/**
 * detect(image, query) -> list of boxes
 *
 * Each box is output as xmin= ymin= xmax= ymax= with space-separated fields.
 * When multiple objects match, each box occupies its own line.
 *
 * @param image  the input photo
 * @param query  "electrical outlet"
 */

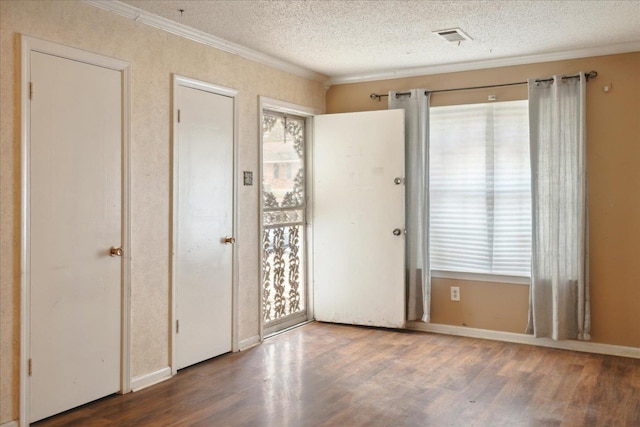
xmin=450 ymin=286 xmax=460 ymax=301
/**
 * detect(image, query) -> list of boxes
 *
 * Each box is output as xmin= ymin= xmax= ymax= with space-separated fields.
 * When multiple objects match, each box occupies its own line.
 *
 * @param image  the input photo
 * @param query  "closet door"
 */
xmin=28 ymin=50 xmax=123 ymax=422
xmin=174 ymin=80 xmax=235 ymax=370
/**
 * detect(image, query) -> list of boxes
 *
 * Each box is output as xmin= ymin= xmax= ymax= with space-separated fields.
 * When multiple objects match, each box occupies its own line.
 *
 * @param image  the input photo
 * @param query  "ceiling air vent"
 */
xmin=433 ymin=28 xmax=472 ymax=43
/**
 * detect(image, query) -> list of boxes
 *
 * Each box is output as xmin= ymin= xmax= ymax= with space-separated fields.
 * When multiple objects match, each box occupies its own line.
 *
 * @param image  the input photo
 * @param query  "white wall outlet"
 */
xmin=450 ymin=286 xmax=460 ymax=301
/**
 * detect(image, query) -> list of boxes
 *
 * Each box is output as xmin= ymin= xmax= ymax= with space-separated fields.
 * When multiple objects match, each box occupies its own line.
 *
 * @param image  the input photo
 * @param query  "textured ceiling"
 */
xmin=121 ymin=0 xmax=640 ymax=79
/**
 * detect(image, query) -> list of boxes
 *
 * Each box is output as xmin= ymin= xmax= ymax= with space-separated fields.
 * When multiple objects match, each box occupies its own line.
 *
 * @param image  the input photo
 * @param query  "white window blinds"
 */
xmin=429 ymin=100 xmax=531 ymax=277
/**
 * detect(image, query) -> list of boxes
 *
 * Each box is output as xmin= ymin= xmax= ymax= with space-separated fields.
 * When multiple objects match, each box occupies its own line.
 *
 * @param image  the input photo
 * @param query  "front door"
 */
xmin=28 ymin=50 xmax=123 ymax=422
xmin=313 ymin=109 xmax=406 ymax=328
xmin=174 ymin=79 xmax=234 ymax=370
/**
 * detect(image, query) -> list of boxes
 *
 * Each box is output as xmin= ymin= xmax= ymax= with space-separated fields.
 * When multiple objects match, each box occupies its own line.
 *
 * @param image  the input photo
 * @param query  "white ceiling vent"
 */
xmin=433 ymin=28 xmax=472 ymax=43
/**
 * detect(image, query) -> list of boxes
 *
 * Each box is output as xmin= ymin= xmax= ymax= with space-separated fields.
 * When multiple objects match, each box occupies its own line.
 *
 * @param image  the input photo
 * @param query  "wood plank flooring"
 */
xmin=35 ymin=322 xmax=640 ymax=426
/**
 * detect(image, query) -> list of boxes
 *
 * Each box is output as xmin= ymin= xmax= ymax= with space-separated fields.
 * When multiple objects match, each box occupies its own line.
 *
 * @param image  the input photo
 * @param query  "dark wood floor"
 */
xmin=35 ymin=322 xmax=639 ymax=426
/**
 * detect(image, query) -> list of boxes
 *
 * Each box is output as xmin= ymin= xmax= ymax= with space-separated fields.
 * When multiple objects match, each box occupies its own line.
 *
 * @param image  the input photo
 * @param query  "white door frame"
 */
xmin=170 ymin=75 xmax=240 ymax=375
xmin=20 ymin=35 xmax=131 ymax=426
xmin=257 ymin=97 xmax=320 ymax=342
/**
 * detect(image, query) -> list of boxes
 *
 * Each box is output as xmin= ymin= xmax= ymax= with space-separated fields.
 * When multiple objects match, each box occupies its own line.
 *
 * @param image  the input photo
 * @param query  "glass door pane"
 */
xmin=261 ymin=112 xmax=307 ymax=332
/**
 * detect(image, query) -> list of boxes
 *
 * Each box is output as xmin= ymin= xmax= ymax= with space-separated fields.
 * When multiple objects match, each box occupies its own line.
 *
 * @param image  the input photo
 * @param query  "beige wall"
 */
xmin=327 ymin=52 xmax=640 ymax=347
xmin=430 ymin=278 xmax=529 ymax=333
xmin=0 ymin=1 xmax=325 ymax=423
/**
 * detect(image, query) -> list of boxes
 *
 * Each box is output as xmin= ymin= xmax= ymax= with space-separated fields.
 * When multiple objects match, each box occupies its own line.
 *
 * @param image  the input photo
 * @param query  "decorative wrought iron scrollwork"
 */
xmin=263 ymin=186 xmax=280 ymax=209
xmin=288 ymin=225 xmax=301 ymax=313
xmin=285 ymin=117 xmax=304 ymax=158
xmin=281 ymin=169 xmax=305 ymax=208
xmin=263 ymin=210 xmax=304 ymax=226
xmin=262 ymin=228 xmax=272 ymax=322
xmin=272 ymin=227 xmax=286 ymax=319
xmin=262 ymin=114 xmax=278 ymax=133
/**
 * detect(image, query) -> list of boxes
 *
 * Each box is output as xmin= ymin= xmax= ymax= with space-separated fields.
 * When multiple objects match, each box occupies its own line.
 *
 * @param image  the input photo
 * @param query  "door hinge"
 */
xmin=176 ymin=319 xmax=179 ymax=334
xmin=28 ymin=358 xmax=32 ymax=376
xmin=177 ymin=109 xmax=180 ymax=123
xmin=29 ymin=82 xmax=33 ymax=100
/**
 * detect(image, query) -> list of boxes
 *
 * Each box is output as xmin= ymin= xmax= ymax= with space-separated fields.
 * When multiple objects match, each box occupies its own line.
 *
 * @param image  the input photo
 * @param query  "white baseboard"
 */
xmin=238 ymin=335 xmax=261 ymax=351
xmin=130 ymin=366 xmax=172 ymax=392
xmin=407 ymin=321 xmax=640 ymax=359
xmin=1 ymin=421 xmax=18 ymax=427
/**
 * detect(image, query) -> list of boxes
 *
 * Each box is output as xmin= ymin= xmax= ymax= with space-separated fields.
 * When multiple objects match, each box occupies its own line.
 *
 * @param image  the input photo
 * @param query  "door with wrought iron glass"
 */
xmin=261 ymin=111 xmax=307 ymax=335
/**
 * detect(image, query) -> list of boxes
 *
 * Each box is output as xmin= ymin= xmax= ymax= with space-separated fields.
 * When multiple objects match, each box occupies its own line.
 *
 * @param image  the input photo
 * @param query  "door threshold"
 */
xmin=264 ymin=320 xmax=315 ymax=340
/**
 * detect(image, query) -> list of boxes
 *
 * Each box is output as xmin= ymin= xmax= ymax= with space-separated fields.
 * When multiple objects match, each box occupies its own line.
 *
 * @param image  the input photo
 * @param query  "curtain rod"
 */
xmin=369 ymin=70 xmax=598 ymax=101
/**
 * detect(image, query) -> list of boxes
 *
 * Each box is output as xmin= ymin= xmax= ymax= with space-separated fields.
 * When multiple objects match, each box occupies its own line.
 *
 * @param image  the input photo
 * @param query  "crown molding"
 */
xmin=83 ymin=0 xmax=328 ymax=84
xmin=330 ymin=41 xmax=640 ymax=85
xmin=82 ymin=0 xmax=639 ymax=88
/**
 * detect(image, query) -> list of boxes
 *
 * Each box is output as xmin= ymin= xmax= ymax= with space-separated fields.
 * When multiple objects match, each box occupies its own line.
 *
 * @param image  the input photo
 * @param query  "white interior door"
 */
xmin=313 ymin=109 xmax=406 ymax=328
xmin=29 ymin=51 xmax=122 ymax=422
xmin=174 ymin=81 xmax=234 ymax=370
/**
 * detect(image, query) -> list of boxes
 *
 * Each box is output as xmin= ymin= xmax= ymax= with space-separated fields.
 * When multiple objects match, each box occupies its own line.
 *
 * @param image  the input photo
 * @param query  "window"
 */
xmin=429 ymin=100 xmax=531 ymax=278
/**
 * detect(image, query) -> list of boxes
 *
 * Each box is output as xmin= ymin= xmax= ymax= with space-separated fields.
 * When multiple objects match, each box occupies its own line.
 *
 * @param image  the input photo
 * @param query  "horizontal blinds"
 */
xmin=429 ymin=100 xmax=531 ymax=277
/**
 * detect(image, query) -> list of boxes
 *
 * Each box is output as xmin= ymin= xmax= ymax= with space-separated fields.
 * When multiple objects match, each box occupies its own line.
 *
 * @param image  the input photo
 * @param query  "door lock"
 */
xmin=224 ymin=236 xmax=236 ymax=244
xmin=392 ymin=229 xmax=402 ymax=236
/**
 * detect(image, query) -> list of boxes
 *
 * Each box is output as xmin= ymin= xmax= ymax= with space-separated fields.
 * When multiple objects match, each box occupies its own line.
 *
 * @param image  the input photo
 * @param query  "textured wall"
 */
xmin=0 ymin=1 xmax=325 ymax=423
xmin=327 ymin=52 xmax=640 ymax=346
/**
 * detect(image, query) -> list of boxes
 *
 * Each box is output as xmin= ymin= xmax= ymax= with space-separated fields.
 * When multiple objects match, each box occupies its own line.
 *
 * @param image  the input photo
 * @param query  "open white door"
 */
xmin=313 ymin=109 xmax=405 ymax=328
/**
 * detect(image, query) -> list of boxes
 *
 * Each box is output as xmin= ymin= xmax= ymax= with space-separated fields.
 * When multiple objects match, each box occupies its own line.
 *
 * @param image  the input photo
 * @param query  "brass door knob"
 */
xmin=224 ymin=237 xmax=236 ymax=244
xmin=110 ymin=246 xmax=123 ymax=257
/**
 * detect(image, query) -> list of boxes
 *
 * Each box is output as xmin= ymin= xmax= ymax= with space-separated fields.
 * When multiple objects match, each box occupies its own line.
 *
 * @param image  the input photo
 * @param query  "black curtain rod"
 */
xmin=369 ymin=70 xmax=597 ymax=101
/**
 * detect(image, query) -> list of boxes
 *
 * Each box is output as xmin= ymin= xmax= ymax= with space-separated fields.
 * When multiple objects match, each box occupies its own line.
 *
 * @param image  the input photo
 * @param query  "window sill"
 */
xmin=430 ymin=270 xmax=530 ymax=286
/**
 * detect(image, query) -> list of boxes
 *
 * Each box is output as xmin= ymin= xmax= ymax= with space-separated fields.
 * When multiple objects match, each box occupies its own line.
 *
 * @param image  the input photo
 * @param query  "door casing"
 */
xmin=170 ymin=75 xmax=240 ymax=374
xmin=20 ymin=35 xmax=131 ymax=427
